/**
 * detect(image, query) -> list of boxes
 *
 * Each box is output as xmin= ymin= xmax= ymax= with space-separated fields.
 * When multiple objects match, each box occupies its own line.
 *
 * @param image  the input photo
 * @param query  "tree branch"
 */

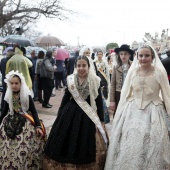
xmin=0 ymin=0 xmax=76 ymax=28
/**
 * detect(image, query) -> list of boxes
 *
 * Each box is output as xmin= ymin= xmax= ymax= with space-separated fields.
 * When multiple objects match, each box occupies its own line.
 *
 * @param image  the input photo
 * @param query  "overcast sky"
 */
xmin=36 ymin=0 xmax=170 ymax=47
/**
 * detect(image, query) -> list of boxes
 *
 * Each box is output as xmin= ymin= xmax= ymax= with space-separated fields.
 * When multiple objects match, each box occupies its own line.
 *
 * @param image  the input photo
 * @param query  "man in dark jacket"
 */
xmin=67 ymin=50 xmax=79 ymax=75
xmin=162 ymin=49 xmax=170 ymax=84
xmin=0 ymin=48 xmax=14 ymax=110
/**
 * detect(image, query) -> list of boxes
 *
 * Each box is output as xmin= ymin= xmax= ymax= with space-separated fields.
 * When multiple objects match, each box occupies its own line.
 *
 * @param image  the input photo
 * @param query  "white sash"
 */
xmin=67 ymin=74 xmax=108 ymax=145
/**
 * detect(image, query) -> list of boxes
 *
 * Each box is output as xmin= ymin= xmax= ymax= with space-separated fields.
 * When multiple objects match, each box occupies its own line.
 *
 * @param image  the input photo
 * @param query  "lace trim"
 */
xmin=75 ymin=75 xmax=90 ymax=100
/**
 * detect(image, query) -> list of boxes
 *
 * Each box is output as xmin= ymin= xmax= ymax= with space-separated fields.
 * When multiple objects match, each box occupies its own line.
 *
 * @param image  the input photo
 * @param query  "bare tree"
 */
xmin=24 ymin=27 xmax=43 ymax=41
xmin=0 ymin=18 xmax=33 ymax=37
xmin=0 ymin=0 xmax=75 ymax=29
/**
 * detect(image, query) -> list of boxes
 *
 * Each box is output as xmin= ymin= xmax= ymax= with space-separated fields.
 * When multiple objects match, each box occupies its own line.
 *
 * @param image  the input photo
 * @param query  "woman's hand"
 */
xmin=36 ymin=128 xmax=44 ymax=136
xmin=109 ymin=102 xmax=116 ymax=112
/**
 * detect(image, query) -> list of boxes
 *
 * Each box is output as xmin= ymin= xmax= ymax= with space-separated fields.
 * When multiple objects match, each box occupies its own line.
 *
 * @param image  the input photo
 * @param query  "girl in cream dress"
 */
xmin=105 ymin=44 xmax=170 ymax=170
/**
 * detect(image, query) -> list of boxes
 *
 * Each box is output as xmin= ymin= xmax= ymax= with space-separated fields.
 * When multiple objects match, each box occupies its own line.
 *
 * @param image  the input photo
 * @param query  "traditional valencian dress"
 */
xmin=105 ymin=66 xmax=170 ymax=169
xmin=44 ymin=74 xmax=107 ymax=170
xmin=95 ymin=60 xmax=110 ymax=124
xmin=95 ymin=60 xmax=110 ymax=101
xmin=0 ymin=71 xmax=45 ymax=170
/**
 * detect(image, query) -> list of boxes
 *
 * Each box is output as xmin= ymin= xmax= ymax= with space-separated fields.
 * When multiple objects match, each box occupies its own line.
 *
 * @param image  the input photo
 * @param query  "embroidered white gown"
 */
xmin=105 ymin=73 xmax=170 ymax=170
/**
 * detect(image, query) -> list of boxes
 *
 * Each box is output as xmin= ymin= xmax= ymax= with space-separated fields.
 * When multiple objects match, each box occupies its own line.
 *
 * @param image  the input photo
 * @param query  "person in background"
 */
xmin=54 ymin=50 xmax=66 ymax=90
xmin=0 ymin=48 xmax=14 ymax=110
xmin=110 ymin=44 xmax=133 ymax=116
xmin=30 ymin=50 xmax=38 ymax=101
xmin=41 ymin=50 xmax=56 ymax=108
xmin=105 ymin=52 xmax=111 ymax=61
xmin=95 ymin=50 xmax=110 ymax=103
xmin=67 ymin=50 xmax=80 ymax=75
xmin=91 ymin=52 xmax=95 ymax=60
xmin=20 ymin=47 xmax=34 ymax=85
xmin=50 ymin=53 xmax=56 ymax=97
xmin=95 ymin=50 xmax=110 ymax=124
xmin=79 ymin=46 xmax=98 ymax=75
xmin=162 ymin=49 xmax=170 ymax=84
xmin=107 ymin=55 xmax=113 ymax=81
xmin=6 ymin=46 xmax=33 ymax=90
xmin=130 ymin=48 xmax=138 ymax=61
xmin=110 ymin=52 xmax=117 ymax=65
xmin=35 ymin=51 xmax=45 ymax=103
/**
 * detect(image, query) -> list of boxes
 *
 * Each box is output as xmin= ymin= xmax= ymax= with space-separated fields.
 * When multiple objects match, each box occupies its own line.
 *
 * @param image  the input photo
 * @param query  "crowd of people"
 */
xmin=0 ymin=43 xmax=169 ymax=169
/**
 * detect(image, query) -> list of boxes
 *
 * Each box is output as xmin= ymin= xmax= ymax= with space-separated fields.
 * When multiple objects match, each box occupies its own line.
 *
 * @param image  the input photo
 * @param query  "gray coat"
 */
xmin=43 ymin=58 xmax=55 ymax=79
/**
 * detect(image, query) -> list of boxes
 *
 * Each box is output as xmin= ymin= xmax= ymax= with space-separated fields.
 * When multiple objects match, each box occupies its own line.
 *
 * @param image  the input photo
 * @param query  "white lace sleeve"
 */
xmin=156 ymin=68 xmax=170 ymax=115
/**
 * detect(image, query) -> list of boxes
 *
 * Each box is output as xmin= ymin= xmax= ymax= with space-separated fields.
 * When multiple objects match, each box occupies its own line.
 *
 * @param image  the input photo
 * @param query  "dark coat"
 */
xmin=162 ymin=56 xmax=170 ymax=84
xmin=0 ymin=57 xmax=11 ymax=90
xmin=67 ymin=56 xmax=77 ymax=75
xmin=44 ymin=87 xmax=104 ymax=164
xmin=55 ymin=60 xmax=64 ymax=72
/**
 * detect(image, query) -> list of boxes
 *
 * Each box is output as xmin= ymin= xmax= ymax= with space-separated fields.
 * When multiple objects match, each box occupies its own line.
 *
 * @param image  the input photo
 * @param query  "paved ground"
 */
xmin=35 ymin=88 xmax=114 ymax=137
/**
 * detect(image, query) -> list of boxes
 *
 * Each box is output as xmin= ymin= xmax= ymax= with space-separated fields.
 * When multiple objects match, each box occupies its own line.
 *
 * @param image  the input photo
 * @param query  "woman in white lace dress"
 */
xmin=105 ymin=44 xmax=170 ymax=170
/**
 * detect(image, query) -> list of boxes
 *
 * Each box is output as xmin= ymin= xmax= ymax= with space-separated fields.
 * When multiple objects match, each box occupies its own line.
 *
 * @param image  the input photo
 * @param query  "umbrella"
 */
xmin=3 ymin=47 xmax=14 ymax=55
xmin=54 ymin=49 xmax=69 ymax=60
xmin=0 ymin=34 xmax=36 ymax=47
xmin=35 ymin=35 xmax=65 ymax=47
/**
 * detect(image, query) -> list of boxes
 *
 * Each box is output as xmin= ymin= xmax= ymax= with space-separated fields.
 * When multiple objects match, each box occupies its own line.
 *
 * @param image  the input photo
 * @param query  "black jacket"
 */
xmin=162 ymin=57 xmax=170 ymax=83
xmin=0 ymin=95 xmax=41 ymax=127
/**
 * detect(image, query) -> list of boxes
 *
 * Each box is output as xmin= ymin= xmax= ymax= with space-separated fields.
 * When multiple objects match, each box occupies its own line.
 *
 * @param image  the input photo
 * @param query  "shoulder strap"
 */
xmin=67 ymin=74 xmax=108 ymax=146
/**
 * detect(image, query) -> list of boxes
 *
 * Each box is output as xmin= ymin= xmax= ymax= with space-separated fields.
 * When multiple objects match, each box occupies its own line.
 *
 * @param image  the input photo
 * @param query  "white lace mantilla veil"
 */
xmin=113 ymin=43 xmax=170 ymax=123
xmin=94 ymin=51 xmax=111 ymax=106
xmin=79 ymin=46 xmax=93 ymax=57
xmin=4 ymin=70 xmax=32 ymax=115
xmin=73 ymin=46 xmax=101 ymax=112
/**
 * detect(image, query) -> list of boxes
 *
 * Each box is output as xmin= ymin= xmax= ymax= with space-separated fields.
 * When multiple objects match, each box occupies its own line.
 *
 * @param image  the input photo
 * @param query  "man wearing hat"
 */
xmin=110 ymin=44 xmax=134 ymax=116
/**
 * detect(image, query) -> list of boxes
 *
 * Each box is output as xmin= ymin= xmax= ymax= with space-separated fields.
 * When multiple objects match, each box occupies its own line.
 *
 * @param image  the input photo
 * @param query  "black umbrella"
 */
xmin=0 ymin=34 xmax=37 ymax=47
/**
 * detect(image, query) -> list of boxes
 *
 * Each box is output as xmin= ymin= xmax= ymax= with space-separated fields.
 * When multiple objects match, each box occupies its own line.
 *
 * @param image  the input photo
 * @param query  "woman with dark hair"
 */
xmin=110 ymin=44 xmax=133 ymax=115
xmin=35 ymin=51 xmax=45 ymax=103
xmin=41 ymin=50 xmax=56 ymax=108
xmin=43 ymin=55 xmax=107 ymax=170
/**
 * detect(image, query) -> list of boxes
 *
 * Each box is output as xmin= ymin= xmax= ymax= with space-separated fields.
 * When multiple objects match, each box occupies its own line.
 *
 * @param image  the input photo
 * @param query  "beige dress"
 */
xmin=105 ymin=73 xmax=170 ymax=170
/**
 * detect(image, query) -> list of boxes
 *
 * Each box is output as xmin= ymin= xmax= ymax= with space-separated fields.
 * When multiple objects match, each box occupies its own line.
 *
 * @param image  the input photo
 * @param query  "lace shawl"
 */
xmin=4 ymin=70 xmax=32 ymax=115
xmin=73 ymin=57 xmax=101 ymax=112
xmin=75 ymin=75 xmax=90 ymax=100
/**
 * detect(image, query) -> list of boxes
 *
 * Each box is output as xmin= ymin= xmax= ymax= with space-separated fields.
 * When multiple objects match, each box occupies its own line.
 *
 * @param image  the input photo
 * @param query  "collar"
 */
xmin=117 ymin=65 xmax=123 ymax=72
